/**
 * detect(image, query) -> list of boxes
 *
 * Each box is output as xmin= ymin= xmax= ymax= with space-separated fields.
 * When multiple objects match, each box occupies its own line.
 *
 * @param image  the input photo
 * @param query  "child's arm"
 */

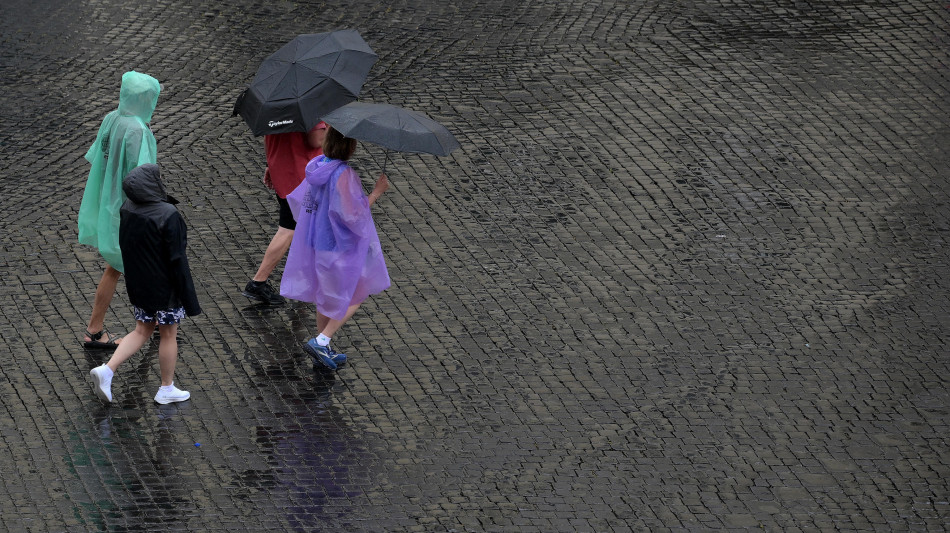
xmin=368 ymin=174 xmax=388 ymax=206
xmin=165 ymin=213 xmax=201 ymax=316
xmin=332 ymin=168 xmax=375 ymax=237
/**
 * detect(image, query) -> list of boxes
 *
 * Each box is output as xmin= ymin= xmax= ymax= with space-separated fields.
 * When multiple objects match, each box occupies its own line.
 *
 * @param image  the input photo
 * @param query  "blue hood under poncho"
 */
xmin=77 ymin=70 xmax=161 ymax=272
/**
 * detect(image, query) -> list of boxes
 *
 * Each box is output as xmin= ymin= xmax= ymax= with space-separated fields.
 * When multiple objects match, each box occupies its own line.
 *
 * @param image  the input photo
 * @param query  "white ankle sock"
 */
xmin=316 ymin=334 xmax=331 ymax=347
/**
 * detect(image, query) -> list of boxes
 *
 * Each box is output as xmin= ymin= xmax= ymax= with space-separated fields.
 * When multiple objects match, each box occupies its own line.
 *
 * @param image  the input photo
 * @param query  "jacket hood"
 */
xmin=123 ymin=163 xmax=174 ymax=204
xmin=117 ymin=71 xmax=161 ymax=123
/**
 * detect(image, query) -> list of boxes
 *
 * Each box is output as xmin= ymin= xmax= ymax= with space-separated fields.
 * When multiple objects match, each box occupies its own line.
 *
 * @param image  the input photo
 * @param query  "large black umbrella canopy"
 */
xmin=234 ymin=29 xmax=377 ymax=136
xmin=320 ymin=102 xmax=460 ymax=156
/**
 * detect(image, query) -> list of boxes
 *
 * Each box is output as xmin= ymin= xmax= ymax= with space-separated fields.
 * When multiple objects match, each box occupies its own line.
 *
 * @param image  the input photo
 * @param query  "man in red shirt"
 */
xmin=243 ymin=121 xmax=327 ymax=305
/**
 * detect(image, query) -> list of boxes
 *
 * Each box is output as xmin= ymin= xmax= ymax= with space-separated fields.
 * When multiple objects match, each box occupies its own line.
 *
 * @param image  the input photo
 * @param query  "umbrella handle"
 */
xmin=364 ymin=144 xmax=391 ymax=177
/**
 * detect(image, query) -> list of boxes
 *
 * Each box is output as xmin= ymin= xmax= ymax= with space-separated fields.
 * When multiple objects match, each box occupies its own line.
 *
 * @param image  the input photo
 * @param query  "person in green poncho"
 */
xmin=77 ymin=71 xmax=161 ymax=350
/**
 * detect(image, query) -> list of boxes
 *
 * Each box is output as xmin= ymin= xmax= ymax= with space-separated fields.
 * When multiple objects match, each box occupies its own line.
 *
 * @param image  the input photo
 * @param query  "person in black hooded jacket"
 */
xmin=89 ymin=163 xmax=201 ymax=405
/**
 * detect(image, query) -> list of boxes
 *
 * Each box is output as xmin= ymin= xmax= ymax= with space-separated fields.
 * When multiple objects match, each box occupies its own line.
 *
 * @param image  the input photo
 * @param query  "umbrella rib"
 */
xmin=326 ymin=52 xmax=344 ymax=77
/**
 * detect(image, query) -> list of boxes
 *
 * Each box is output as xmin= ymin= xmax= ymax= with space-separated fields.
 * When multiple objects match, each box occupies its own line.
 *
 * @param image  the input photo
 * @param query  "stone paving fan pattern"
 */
xmin=0 ymin=0 xmax=948 ymax=531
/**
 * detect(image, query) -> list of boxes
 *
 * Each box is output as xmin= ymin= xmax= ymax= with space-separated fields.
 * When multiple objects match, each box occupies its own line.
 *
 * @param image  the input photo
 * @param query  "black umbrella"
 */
xmin=320 ymin=102 xmax=460 ymax=163
xmin=233 ymin=30 xmax=377 ymax=136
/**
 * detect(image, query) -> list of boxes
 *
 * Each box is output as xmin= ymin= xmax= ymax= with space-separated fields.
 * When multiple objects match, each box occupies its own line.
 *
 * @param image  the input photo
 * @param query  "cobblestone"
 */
xmin=1 ymin=0 xmax=948 ymax=531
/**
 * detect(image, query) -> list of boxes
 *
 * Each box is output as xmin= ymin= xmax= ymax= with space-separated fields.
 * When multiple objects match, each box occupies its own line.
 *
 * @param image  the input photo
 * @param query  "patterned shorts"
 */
xmin=133 ymin=306 xmax=186 ymax=325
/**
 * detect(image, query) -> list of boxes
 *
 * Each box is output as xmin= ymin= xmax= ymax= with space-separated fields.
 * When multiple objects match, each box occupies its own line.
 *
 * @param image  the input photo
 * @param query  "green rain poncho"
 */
xmin=77 ymin=71 xmax=161 ymax=272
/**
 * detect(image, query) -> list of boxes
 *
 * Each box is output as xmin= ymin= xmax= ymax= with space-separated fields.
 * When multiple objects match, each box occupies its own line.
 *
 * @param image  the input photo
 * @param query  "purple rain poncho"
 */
xmin=78 ymin=71 xmax=160 ymax=272
xmin=280 ymin=156 xmax=390 ymax=319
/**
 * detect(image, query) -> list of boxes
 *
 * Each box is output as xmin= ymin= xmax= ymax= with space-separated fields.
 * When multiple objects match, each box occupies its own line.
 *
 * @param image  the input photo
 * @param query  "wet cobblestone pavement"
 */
xmin=2 ymin=0 xmax=949 ymax=531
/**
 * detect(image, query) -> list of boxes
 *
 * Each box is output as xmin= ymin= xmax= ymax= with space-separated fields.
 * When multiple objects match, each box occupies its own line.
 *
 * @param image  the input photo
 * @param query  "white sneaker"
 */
xmin=154 ymin=384 xmax=190 ymax=404
xmin=89 ymin=365 xmax=114 ymax=403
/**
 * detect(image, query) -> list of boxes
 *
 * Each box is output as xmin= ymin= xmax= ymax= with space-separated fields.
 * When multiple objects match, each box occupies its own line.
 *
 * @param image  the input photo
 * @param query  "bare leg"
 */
xmin=253 ymin=227 xmax=294 ymax=282
xmin=319 ymin=304 xmax=361 ymax=339
xmin=86 ymin=266 xmax=123 ymax=343
xmin=316 ymin=312 xmax=330 ymax=333
xmin=105 ymin=321 xmax=156 ymax=372
xmin=157 ymin=324 xmax=179 ymax=386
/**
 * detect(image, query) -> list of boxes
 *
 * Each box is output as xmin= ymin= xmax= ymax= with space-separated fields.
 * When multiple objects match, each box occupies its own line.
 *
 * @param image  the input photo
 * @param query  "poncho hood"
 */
xmin=118 ymin=71 xmax=161 ymax=124
xmin=123 ymin=163 xmax=176 ymax=205
xmin=305 ymin=155 xmax=345 ymax=186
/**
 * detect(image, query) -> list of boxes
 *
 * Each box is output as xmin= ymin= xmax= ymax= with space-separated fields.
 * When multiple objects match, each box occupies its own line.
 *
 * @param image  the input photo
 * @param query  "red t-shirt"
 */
xmin=264 ymin=132 xmax=323 ymax=198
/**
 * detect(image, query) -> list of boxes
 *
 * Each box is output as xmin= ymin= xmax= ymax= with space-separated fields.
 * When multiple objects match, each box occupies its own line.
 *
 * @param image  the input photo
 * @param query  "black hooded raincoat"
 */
xmin=119 ymin=164 xmax=201 ymax=316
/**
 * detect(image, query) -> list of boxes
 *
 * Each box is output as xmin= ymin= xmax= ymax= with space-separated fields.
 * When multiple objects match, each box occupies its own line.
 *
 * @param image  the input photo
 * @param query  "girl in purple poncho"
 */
xmin=281 ymin=127 xmax=390 ymax=370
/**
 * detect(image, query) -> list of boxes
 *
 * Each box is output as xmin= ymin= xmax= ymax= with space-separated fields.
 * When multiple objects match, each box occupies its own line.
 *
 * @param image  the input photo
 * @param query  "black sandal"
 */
xmin=83 ymin=329 xmax=121 ymax=350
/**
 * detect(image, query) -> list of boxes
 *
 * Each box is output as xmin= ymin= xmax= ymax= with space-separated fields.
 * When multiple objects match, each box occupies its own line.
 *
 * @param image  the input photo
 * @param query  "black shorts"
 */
xmin=277 ymin=195 xmax=296 ymax=230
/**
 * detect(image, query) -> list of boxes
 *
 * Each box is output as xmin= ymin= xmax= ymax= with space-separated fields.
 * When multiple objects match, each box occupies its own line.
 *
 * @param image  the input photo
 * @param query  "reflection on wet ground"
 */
xmin=66 ymin=329 xmax=373 ymax=531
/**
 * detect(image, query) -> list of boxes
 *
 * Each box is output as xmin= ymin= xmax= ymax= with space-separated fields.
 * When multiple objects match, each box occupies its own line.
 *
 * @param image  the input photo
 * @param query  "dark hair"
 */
xmin=322 ymin=127 xmax=357 ymax=161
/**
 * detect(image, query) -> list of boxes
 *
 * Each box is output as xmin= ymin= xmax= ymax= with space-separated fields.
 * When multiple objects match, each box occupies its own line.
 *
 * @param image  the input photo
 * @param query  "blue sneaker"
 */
xmin=329 ymin=348 xmax=347 ymax=367
xmin=304 ymin=338 xmax=337 ymax=370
